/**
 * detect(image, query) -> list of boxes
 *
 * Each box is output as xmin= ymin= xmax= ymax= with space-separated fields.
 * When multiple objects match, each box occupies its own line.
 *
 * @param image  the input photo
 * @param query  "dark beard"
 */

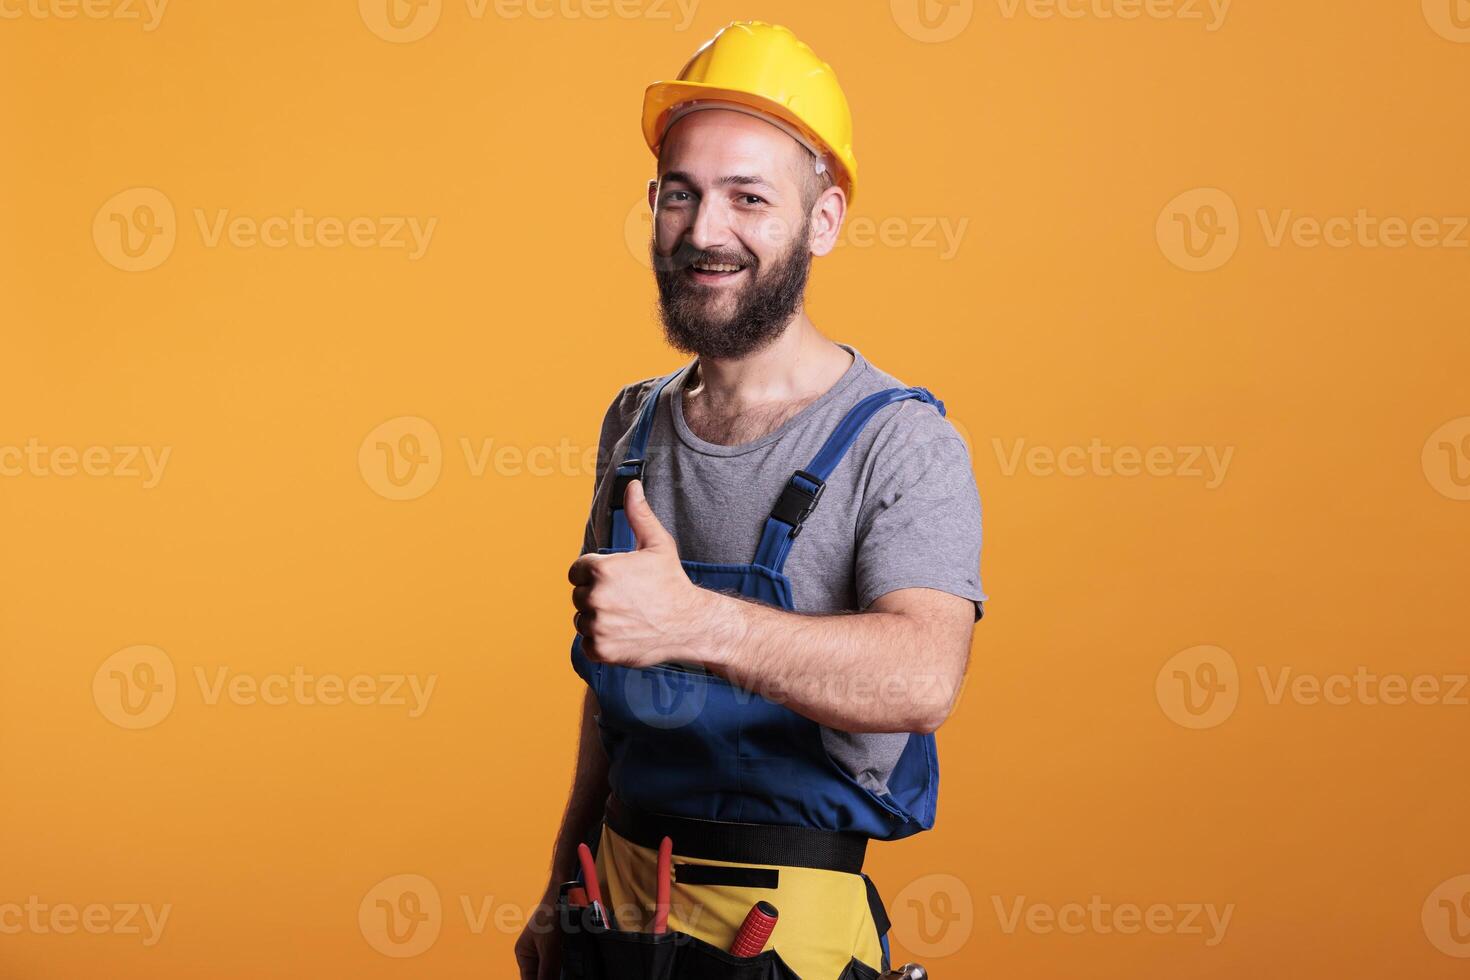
xmin=651 ymin=225 xmax=812 ymax=360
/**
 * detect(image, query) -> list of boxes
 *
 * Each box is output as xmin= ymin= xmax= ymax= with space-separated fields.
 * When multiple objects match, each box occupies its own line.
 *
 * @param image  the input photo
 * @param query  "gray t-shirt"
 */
xmin=579 ymin=343 xmax=986 ymax=794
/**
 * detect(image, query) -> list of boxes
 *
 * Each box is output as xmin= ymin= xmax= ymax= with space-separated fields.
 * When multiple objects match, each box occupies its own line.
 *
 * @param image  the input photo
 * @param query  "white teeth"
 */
xmin=692 ymin=262 xmax=741 ymax=273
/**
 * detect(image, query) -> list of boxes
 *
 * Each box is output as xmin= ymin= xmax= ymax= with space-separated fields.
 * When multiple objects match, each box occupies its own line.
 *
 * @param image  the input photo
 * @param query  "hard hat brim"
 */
xmin=642 ymin=80 xmax=855 ymax=201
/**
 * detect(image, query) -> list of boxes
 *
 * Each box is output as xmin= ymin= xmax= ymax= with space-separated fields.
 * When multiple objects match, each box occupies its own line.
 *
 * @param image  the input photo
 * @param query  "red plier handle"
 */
xmin=653 ymin=836 xmax=673 ymax=934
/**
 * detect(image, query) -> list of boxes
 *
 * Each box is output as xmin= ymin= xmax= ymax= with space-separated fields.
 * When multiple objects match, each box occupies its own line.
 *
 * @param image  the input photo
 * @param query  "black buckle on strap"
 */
xmin=772 ymin=470 xmax=826 ymax=537
xmin=610 ymin=459 xmax=644 ymax=510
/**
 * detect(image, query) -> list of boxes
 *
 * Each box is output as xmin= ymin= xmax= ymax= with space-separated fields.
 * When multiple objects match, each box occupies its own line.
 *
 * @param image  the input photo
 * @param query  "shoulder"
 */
xmin=857 ymin=356 xmax=971 ymax=455
xmin=596 ymin=369 xmax=681 ymax=442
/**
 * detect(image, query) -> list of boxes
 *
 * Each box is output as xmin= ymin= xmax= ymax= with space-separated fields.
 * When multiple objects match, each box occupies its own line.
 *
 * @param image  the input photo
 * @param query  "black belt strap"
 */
xmin=604 ymin=796 xmax=870 ymax=875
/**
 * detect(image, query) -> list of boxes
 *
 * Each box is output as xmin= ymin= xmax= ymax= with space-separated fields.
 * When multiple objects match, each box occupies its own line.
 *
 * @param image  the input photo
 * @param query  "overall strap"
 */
xmin=608 ymin=369 xmax=684 ymax=552
xmin=752 ymin=386 xmax=946 ymax=573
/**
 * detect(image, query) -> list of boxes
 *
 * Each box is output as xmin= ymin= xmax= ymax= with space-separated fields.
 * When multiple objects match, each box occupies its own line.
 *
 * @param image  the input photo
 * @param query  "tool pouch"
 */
xmin=556 ymin=881 xmax=806 ymax=980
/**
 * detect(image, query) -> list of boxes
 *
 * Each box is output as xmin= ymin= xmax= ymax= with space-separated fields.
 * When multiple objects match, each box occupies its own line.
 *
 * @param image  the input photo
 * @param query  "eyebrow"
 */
xmin=661 ymin=171 xmax=778 ymax=191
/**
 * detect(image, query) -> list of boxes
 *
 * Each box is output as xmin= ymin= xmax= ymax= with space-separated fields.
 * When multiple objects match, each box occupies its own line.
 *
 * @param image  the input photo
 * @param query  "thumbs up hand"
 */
xmin=568 ymin=480 xmax=710 ymax=668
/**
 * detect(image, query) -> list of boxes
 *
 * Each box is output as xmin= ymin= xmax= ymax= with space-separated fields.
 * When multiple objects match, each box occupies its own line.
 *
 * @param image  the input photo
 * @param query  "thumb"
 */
xmin=624 ymin=479 xmax=675 ymax=553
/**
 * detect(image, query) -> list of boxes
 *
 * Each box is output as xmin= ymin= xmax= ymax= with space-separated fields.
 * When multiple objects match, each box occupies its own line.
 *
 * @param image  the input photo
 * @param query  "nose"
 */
xmin=687 ymin=195 xmax=733 ymax=253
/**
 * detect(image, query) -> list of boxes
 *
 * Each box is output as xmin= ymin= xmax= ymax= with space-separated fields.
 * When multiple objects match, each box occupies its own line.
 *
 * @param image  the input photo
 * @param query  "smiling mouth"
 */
xmin=687 ymin=259 xmax=749 ymax=283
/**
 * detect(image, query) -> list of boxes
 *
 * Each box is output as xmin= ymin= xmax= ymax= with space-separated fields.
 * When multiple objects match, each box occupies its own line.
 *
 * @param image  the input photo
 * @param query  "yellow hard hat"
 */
xmin=642 ymin=21 xmax=858 ymax=202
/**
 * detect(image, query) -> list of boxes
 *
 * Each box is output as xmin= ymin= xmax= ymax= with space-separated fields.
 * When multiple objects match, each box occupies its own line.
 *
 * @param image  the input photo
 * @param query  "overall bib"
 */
xmin=564 ymin=369 xmax=947 ymax=980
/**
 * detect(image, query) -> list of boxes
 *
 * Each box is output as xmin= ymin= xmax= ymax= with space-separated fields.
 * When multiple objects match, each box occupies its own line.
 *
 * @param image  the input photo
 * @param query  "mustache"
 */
xmin=651 ymin=240 xmax=757 ymax=274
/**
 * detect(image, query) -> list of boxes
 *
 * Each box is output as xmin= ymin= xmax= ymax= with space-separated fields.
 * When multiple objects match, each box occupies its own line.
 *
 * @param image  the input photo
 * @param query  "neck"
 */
xmin=686 ymin=315 xmax=851 ymax=408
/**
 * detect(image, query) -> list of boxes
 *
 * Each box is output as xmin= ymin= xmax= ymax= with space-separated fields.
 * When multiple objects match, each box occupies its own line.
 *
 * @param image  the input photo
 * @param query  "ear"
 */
xmin=808 ymin=184 xmax=847 ymax=258
xmin=647 ymin=178 xmax=659 ymax=213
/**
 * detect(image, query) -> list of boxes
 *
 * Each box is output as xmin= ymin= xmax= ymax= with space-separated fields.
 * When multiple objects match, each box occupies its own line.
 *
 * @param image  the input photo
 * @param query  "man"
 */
xmin=516 ymin=21 xmax=985 ymax=980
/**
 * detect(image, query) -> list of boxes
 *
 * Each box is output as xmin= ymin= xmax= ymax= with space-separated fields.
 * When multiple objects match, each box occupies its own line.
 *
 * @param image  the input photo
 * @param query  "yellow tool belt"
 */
xmin=557 ymin=798 xmax=891 ymax=980
xmin=597 ymin=820 xmax=885 ymax=978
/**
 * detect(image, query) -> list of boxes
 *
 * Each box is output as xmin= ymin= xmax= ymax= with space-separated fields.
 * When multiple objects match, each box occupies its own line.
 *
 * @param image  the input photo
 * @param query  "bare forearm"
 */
xmin=688 ymin=590 xmax=967 ymax=734
xmin=545 ymin=689 xmax=610 ymax=887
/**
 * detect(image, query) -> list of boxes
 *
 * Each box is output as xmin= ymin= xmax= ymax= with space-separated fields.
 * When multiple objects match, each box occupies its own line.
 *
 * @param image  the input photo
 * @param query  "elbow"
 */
xmin=910 ymin=664 xmax=966 ymax=734
xmin=911 ymin=704 xmax=950 ymax=735
xmin=909 ymin=690 xmax=957 ymax=734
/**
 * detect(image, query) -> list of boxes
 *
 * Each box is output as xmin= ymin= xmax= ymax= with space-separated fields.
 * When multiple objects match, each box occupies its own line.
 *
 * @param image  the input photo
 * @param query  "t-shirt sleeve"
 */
xmin=854 ymin=404 xmax=987 ymax=618
xmin=578 ymin=380 xmax=656 ymax=556
xmin=578 ymin=393 xmax=623 ymax=557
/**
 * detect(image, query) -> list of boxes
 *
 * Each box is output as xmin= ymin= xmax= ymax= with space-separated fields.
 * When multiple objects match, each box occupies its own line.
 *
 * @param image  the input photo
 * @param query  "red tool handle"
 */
xmin=653 ymin=836 xmax=673 ymax=934
xmin=729 ymin=901 xmax=779 ymax=958
xmin=576 ymin=843 xmax=604 ymax=908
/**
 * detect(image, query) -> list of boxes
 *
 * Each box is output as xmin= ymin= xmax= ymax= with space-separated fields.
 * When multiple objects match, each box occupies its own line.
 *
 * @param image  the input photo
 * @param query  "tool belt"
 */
xmin=556 ymin=798 xmax=889 ymax=980
xmin=557 ymin=887 xmax=806 ymax=980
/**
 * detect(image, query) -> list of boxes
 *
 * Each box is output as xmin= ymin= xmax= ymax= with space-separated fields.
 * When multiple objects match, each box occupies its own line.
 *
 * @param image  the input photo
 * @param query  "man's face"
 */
xmin=649 ymin=109 xmax=818 ymax=360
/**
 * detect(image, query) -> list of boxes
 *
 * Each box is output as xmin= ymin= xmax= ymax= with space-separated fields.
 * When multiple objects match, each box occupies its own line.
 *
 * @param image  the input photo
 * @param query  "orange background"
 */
xmin=3 ymin=1 xmax=1469 ymax=977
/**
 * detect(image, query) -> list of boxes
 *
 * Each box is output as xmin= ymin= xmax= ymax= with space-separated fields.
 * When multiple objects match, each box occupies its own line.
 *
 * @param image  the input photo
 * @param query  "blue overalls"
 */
xmin=572 ymin=368 xmax=948 ymax=838
xmin=564 ymin=369 xmax=949 ymax=978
